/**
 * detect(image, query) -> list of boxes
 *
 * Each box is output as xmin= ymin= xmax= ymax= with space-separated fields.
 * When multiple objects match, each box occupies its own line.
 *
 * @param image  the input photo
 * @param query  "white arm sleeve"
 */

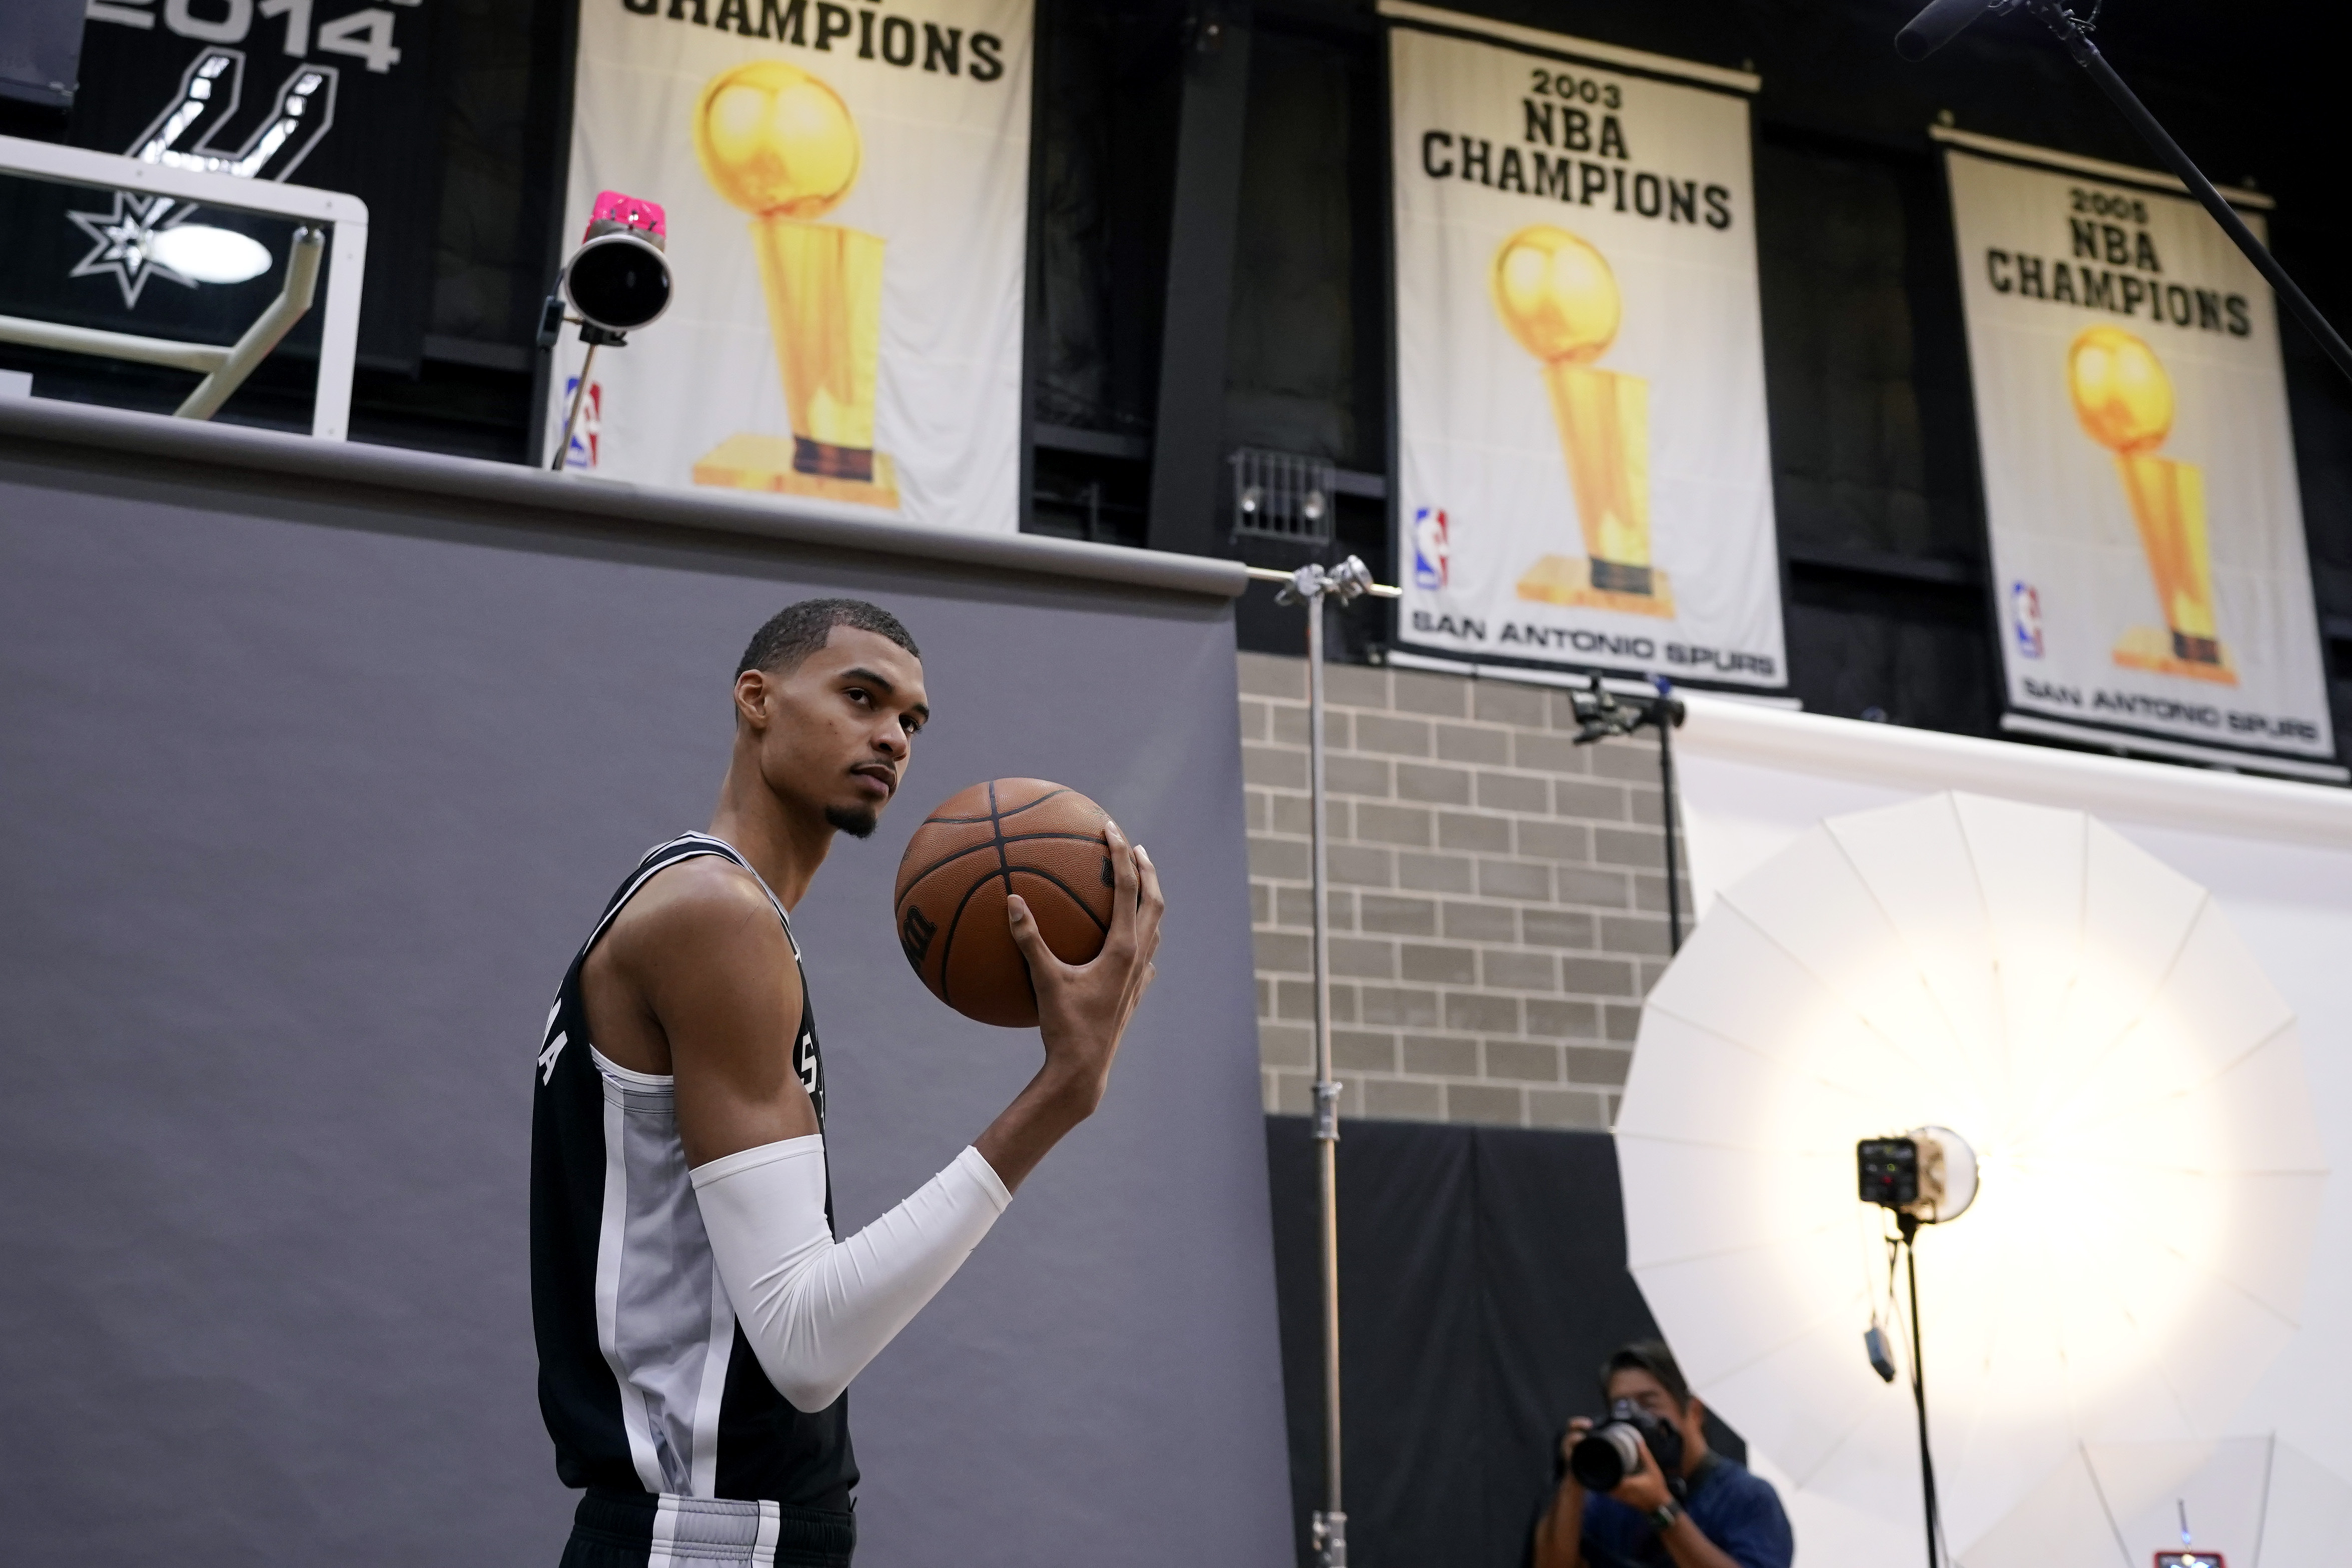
xmin=690 ymin=1137 xmax=1012 ymax=1413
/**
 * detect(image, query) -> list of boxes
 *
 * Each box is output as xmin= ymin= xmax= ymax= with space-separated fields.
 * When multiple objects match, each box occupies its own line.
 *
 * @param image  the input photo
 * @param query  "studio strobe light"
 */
xmin=1857 ymin=1138 xmax=1919 ymax=1211
xmin=1858 ymin=1128 xmax=1977 ymax=1225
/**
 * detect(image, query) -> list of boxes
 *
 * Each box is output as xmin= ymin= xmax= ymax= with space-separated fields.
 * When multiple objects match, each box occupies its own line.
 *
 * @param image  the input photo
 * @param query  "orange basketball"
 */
xmin=893 ymin=779 xmax=1115 ymax=1028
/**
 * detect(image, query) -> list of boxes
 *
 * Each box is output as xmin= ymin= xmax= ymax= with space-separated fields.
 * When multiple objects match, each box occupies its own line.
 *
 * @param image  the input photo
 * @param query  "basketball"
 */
xmin=893 ymin=779 xmax=1116 ymax=1027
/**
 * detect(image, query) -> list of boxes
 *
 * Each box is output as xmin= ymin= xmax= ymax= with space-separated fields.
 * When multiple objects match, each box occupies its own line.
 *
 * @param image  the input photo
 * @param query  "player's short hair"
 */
xmin=735 ymin=598 xmax=921 ymax=678
xmin=1599 ymin=1339 xmax=1692 ymax=1409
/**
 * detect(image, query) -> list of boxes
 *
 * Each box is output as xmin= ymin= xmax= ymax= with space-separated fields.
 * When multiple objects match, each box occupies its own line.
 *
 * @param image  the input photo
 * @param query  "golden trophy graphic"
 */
xmin=1492 ymin=225 xmax=1672 ymax=616
xmin=691 ymin=61 xmax=899 ymax=507
xmin=2068 ymin=325 xmax=2232 ymax=683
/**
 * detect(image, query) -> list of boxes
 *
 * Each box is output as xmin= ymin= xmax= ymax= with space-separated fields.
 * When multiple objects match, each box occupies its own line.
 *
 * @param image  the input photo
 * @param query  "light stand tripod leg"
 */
xmin=2027 ymin=0 xmax=2352 ymax=385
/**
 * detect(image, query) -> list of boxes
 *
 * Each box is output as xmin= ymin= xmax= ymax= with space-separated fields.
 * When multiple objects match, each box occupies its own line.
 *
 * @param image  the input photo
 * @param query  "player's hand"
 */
xmin=1005 ymin=820 xmax=1162 ymax=1115
xmin=1610 ymin=1431 xmax=1673 ymax=1513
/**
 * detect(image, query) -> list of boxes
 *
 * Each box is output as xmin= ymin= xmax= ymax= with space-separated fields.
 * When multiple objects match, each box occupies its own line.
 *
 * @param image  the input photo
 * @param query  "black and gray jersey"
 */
xmin=530 ymin=832 xmax=856 ymax=1508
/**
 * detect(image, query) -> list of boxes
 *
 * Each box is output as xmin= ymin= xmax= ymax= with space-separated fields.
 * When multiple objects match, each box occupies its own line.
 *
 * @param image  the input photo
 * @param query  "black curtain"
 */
xmin=1265 ymin=1116 xmax=1745 ymax=1568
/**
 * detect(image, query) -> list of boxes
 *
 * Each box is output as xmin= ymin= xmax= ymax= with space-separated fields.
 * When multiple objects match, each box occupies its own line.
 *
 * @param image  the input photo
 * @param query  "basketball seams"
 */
xmin=916 ymin=784 xmax=1072 ymax=826
xmin=1005 ymin=866 xmax=1111 ymax=934
xmin=933 ymin=781 xmax=1012 ymax=1015
xmin=934 ymin=867 xmax=1006 ymax=1011
xmin=938 ymin=776 xmax=1005 ymax=1011
xmin=893 ymin=832 xmax=1109 ymax=908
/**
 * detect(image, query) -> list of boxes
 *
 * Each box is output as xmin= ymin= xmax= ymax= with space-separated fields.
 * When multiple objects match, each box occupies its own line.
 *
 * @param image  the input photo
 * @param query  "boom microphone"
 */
xmin=1894 ymin=0 xmax=2009 ymax=59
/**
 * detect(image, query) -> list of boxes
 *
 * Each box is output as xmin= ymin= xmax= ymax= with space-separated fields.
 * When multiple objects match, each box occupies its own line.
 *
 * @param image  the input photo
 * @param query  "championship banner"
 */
xmin=1384 ymin=4 xmax=1784 ymax=689
xmin=1941 ymin=131 xmax=2339 ymax=774
xmin=553 ymin=0 xmax=1031 ymax=531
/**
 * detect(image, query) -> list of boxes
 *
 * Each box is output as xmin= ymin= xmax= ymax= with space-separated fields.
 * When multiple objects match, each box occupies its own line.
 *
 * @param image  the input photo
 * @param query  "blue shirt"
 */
xmin=1580 ymin=1456 xmax=1794 ymax=1568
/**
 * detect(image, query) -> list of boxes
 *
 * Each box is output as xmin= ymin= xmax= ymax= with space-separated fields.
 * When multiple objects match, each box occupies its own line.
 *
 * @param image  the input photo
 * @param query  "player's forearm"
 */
xmin=972 ymin=1060 xmax=1104 ymax=1193
xmin=694 ymin=1136 xmax=1011 ymax=1412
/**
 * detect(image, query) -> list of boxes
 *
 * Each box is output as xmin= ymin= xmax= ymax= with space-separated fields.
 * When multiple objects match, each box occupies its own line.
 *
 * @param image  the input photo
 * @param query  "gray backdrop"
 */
xmin=0 ymin=407 xmax=1290 ymax=1566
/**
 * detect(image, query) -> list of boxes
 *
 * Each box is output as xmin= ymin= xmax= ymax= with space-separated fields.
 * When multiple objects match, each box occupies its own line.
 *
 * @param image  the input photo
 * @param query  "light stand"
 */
xmin=1896 ymin=1211 xmax=1945 ymax=1568
xmin=1560 ymin=675 xmax=1690 ymax=952
xmin=1898 ymin=0 xmax=2352 ymax=387
xmin=546 ymin=316 xmax=629 ymax=473
xmin=1247 ymin=554 xmax=1400 ymax=1568
xmin=1859 ymin=1127 xmax=1978 ymax=1568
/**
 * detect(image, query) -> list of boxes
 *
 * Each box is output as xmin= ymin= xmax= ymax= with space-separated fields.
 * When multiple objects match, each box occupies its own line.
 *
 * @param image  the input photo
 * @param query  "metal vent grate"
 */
xmin=1229 ymin=447 xmax=1337 ymax=540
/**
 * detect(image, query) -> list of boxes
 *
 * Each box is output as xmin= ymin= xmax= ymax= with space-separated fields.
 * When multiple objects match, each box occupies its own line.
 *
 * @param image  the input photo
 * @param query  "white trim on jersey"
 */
xmin=592 ymin=1046 xmax=672 ymax=1089
xmin=598 ymin=1089 xmax=668 ymax=1495
xmin=689 ymin=1264 xmax=736 ymax=1497
xmin=594 ymin=1054 xmax=742 ymax=1497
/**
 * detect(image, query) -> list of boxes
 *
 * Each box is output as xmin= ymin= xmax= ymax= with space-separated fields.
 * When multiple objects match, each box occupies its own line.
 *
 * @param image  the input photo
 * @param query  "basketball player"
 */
xmin=531 ymin=599 xmax=1163 ymax=1568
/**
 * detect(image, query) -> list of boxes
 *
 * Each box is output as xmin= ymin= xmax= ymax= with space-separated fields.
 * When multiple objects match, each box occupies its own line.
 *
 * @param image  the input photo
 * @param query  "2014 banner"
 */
xmin=0 ymin=0 xmax=438 ymax=367
xmin=552 ymin=0 xmax=1030 ymax=532
xmin=1941 ymin=130 xmax=2338 ymax=775
xmin=1383 ymin=3 xmax=1785 ymax=689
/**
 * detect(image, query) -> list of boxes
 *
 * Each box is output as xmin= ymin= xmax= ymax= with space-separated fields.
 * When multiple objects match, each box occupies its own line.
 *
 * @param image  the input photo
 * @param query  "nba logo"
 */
xmin=563 ymin=378 xmax=602 ymax=470
xmin=2011 ymin=581 xmax=2044 ymax=659
xmin=1412 ymin=508 xmax=1449 ymax=590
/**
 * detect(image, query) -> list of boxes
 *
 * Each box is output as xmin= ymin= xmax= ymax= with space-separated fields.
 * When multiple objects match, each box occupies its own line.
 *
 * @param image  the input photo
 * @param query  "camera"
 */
xmin=1569 ymin=1398 xmax=1685 ymax=1493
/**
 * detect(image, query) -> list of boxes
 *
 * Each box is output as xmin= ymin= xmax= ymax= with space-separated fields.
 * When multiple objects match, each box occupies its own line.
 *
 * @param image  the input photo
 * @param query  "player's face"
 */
xmin=747 ymin=627 xmax=929 ymax=839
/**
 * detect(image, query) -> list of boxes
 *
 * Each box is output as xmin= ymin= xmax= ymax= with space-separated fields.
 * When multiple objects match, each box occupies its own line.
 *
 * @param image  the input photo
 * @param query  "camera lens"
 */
xmin=1569 ymin=1423 xmax=1644 ymax=1492
xmin=565 ymin=234 xmax=672 ymax=333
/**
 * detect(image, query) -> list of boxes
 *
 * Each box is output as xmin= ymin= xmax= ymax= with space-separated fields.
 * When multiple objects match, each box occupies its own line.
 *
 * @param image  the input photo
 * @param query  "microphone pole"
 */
xmin=2023 ymin=0 xmax=2352 ymax=386
xmin=1892 ymin=0 xmax=2352 ymax=388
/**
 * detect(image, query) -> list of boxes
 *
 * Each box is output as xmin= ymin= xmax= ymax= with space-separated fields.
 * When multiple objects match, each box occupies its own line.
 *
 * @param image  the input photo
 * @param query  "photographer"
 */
xmin=1532 ymin=1341 xmax=1794 ymax=1568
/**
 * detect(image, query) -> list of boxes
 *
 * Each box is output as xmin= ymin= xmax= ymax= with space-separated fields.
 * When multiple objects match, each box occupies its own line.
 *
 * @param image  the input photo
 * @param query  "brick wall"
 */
xmin=1239 ymin=651 xmax=1689 ymax=1128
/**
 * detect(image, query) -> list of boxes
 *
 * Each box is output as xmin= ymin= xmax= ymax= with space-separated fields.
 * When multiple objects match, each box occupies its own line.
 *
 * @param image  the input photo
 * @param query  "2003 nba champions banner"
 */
xmin=1384 ymin=4 xmax=1785 ymax=689
xmin=1942 ymin=130 xmax=2338 ymax=773
xmin=553 ymin=0 xmax=1031 ymax=532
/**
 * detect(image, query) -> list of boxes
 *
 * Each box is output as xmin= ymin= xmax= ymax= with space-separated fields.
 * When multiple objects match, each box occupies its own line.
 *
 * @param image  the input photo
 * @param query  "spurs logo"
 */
xmin=129 ymin=49 xmax=340 ymax=181
xmin=900 ymin=906 xmax=938 ymax=970
xmin=66 ymin=48 xmax=340 ymax=307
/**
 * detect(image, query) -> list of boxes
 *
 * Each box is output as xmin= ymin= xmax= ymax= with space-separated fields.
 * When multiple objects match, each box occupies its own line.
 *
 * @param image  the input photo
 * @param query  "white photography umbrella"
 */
xmin=1616 ymin=791 xmax=2327 ymax=1555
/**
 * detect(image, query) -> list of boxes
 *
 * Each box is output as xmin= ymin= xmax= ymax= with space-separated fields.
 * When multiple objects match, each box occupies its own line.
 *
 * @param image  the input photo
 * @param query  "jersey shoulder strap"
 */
xmin=576 ymin=832 xmax=802 ymax=963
